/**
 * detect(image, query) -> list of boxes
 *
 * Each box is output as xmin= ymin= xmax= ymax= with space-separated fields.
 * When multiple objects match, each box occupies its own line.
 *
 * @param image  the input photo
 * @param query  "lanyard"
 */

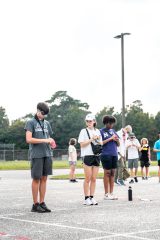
xmin=34 ymin=115 xmax=45 ymax=136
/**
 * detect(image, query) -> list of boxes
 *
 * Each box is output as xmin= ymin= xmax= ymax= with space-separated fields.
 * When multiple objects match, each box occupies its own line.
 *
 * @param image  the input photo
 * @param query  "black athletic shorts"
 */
xmin=101 ymin=155 xmax=118 ymax=170
xmin=83 ymin=155 xmax=100 ymax=167
xmin=158 ymin=160 xmax=160 ymax=167
xmin=31 ymin=157 xmax=53 ymax=179
xmin=140 ymin=160 xmax=150 ymax=168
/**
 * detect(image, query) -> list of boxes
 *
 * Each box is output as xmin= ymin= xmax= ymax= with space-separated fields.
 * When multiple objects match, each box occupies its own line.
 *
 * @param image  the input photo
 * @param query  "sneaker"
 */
xmin=129 ymin=179 xmax=134 ymax=184
xmin=142 ymin=177 xmax=145 ymax=180
xmin=72 ymin=179 xmax=78 ymax=182
xmin=90 ymin=197 xmax=98 ymax=205
xmin=109 ymin=193 xmax=118 ymax=200
xmin=83 ymin=198 xmax=93 ymax=206
xmin=40 ymin=202 xmax=51 ymax=212
xmin=145 ymin=177 xmax=148 ymax=180
xmin=31 ymin=203 xmax=46 ymax=213
xmin=117 ymin=179 xmax=126 ymax=186
xmin=104 ymin=193 xmax=118 ymax=200
xmin=134 ymin=177 xmax=138 ymax=183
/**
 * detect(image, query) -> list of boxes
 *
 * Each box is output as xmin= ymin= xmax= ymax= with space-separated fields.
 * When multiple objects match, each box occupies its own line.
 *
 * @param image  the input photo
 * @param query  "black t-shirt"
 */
xmin=140 ymin=145 xmax=150 ymax=161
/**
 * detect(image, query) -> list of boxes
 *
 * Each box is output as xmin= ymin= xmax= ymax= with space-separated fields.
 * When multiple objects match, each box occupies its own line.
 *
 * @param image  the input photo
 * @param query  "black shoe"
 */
xmin=31 ymin=203 xmax=46 ymax=213
xmin=129 ymin=179 xmax=134 ymax=184
xmin=145 ymin=177 xmax=148 ymax=180
xmin=72 ymin=179 xmax=78 ymax=182
xmin=40 ymin=202 xmax=51 ymax=212
xmin=134 ymin=177 xmax=138 ymax=183
xmin=142 ymin=177 xmax=145 ymax=180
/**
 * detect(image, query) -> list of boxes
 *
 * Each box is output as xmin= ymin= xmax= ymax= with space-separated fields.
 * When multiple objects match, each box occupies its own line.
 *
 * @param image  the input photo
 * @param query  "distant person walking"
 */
xmin=78 ymin=114 xmax=102 ymax=206
xmin=139 ymin=138 xmax=151 ymax=180
xmin=25 ymin=102 xmax=55 ymax=213
xmin=115 ymin=125 xmax=132 ymax=185
xmin=153 ymin=132 xmax=160 ymax=183
xmin=68 ymin=138 xmax=78 ymax=182
xmin=100 ymin=116 xmax=120 ymax=200
xmin=126 ymin=133 xmax=140 ymax=183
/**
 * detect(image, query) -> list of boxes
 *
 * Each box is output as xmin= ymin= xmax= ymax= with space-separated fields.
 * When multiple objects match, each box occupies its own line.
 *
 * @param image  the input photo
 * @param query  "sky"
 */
xmin=0 ymin=0 xmax=160 ymax=121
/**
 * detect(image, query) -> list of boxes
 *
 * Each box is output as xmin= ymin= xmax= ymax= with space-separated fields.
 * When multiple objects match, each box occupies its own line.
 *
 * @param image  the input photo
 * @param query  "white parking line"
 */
xmin=0 ymin=216 xmax=111 ymax=235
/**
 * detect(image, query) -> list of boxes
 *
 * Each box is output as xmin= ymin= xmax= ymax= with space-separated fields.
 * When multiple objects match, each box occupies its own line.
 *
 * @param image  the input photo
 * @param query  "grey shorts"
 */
xmin=128 ymin=158 xmax=139 ymax=169
xmin=31 ymin=157 xmax=53 ymax=179
xmin=69 ymin=161 xmax=77 ymax=166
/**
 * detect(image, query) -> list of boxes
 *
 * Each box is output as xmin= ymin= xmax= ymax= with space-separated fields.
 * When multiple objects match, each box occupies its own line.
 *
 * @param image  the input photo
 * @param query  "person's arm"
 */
xmin=26 ymin=131 xmax=53 ymax=144
xmin=153 ymin=142 xmax=160 ymax=152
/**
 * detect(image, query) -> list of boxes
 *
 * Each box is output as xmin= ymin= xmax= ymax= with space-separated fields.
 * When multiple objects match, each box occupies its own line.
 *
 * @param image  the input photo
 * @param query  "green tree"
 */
xmin=0 ymin=107 xmax=9 ymax=143
xmin=46 ymin=91 xmax=90 ymax=148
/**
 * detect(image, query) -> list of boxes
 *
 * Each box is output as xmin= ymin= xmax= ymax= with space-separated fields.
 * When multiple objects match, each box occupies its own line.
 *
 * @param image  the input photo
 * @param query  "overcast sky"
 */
xmin=0 ymin=0 xmax=160 ymax=121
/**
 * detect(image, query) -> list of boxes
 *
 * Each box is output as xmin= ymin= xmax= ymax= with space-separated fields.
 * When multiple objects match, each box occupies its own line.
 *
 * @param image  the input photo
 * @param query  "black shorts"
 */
xmin=140 ymin=160 xmax=150 ymax=168
xmin=83 ymin=155 xmax=100 ymax=167
xmin=101 ymin=155 xmax=118 ymax=170
xmin=158 ymin=160 xmax=160 ymax=167
xmin=31 ymin=157 xmax=53 ymax=179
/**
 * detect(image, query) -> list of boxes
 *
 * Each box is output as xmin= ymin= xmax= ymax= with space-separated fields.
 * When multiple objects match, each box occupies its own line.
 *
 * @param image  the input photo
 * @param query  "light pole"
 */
xmin=114 ymin=33 xmax=131 ymax=128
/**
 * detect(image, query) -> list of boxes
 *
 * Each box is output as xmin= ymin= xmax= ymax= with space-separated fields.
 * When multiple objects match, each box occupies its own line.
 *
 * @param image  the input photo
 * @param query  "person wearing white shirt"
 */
xmin=126 ymin=133 xmax=141 ymax=183
xmin=68 ymin=138 xmax=77 ymax=183
xmin=115 ymin=125 xmax=132 ymax=185
xmin=78 ymin=114 xmax=102 ymax=206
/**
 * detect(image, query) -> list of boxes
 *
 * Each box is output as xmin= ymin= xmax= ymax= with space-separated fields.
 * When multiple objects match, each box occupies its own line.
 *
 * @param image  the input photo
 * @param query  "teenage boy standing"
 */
xmin=25 ymin=102 xmax=54 ymax=213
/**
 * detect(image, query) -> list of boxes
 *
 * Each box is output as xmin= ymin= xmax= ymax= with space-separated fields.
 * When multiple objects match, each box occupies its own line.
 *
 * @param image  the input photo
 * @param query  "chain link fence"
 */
xmin=0 ymin=149 xmax=81 ymax=161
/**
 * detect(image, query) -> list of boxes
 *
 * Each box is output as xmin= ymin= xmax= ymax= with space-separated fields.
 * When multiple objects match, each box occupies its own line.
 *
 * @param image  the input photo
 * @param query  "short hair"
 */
xmin=69 ymin=138 xmax=77 ymax=145
xmin=37 ymin=102 xmax=49 ymax=115
xmin=102 ymin=115 xmax=116 ymax=125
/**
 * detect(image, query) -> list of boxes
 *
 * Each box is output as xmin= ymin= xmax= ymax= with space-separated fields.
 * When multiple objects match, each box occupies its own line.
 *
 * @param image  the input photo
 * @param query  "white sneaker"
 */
xmin=109 ymin=193 xmax=118 ymax=200
xmin=104 ymin=193 xmax=118 ymax=200
xmin=104 ymin=194 xmax=110 ymax=200
xmin=83 ymin=198 xmax=93 ymax=206
xmin=90 ymin=197 xmax=98 ymax=205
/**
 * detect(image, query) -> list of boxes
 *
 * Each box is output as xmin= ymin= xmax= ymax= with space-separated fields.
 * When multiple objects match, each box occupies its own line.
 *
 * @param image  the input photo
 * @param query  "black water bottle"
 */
xmin=128 ymin=186 xmax=132 ymax=201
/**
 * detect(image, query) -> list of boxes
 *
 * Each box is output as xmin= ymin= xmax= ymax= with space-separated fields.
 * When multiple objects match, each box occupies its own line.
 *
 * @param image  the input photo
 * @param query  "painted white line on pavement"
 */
xmin=81 ymin=228 xmax=160 ymax=240
xmin=0 ymin=216 xmax=112 ymax=234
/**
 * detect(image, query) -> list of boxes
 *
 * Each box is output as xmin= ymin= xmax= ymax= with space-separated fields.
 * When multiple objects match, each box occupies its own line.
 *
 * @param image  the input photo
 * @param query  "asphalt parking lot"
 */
xmin=0 ymin=170 xmax=160 ymax=240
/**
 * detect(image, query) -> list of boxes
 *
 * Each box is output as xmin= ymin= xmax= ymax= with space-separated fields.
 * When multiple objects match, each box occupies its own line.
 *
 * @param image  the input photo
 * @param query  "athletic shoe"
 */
xmin=134 ymin=177 xmax=138 ymax=183
xmin=83 ymin=198 xmax=93 ymax=206
xmin=90 ymin=197 xmax=98 ymax=205
xmin=145 ymin=177 xmax=148 ymax=180
xmin=117 ymin=179 xmax=126 ymax=186
xmin=109 ymin=193 xmax=118 ymax=200
xmin=129 ymin=179 xmax=134 ymax=184
xmin=104 ymin=193 xmax=118 ymax=200
xmin=31 ymin=203 xmax=46 ymax=213
xmin=40 ymin=202 xmax=51 ymax=212
xmin=72 ymin=179 xmax=78 ymax=182
xmin=142 ymin=177 xmax=145 ymax=180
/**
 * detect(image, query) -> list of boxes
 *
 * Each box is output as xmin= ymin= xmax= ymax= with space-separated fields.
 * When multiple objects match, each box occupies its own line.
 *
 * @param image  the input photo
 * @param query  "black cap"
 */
xmin=37 ymin=102 xmax=49 ymax=115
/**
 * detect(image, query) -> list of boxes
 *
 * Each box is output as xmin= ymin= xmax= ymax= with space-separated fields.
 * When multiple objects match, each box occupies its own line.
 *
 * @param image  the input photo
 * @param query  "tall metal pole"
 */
xmin=114 ymin=33 xmax=131 ymax=128
xmin=121 ymin=34 xmax=125 ymax=128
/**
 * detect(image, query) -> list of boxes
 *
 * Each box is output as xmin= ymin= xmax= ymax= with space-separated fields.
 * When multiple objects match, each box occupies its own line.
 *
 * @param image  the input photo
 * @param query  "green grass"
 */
xmin=50 ymin=171 xmax=158 ymax=180
xmin=0 ymin=159 xmax=158 ymax=170
xmin=0 ymin=160 xmax=83 ymax=170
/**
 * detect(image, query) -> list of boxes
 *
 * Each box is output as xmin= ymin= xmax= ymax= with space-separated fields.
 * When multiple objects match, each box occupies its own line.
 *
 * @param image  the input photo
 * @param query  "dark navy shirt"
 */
xmin=100 ymin=128 xmax=118 ymax=157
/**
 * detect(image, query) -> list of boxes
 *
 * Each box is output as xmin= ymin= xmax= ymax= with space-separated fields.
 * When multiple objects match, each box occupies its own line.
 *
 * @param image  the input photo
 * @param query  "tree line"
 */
xmin=0 ymin=91 xmax=159 ymax=150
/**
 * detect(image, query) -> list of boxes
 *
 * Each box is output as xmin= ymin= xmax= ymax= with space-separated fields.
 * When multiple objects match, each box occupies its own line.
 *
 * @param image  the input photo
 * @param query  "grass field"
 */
xmin=0 ymin=159 xmax=158 ymax=170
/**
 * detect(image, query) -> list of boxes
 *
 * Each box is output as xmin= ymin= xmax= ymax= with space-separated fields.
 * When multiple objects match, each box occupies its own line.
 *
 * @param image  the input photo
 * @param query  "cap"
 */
xmin=129 ymin=132 xmax=135 ymax=138
xmin=85 ymin=113 xmax=95 ymax=121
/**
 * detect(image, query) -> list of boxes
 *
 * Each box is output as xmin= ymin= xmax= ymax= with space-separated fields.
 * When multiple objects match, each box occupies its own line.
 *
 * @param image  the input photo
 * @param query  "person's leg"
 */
xmin=32 ymin=179 xmax=40 ymax=204
xmin=103 ymin=169 xmax=111 ymax=194
xmin=135 ymin=168 xmax=138 ymax=177
xmin=39 ymin=176 xmax=47 ymax=203
xmin=110 ymin=169 xmax=116 ymax=194
xmin=158 ymin=165 xmax=160 ymax=182
xmin=90 ymin=166 xmax=99 ymax=196
xmin=69 ymin=164 xmax=75 ymax=180
xmin=145 ymin=167 xmax=149 ymax=178
xmin=141 ymin=167 xmax=144 ymax=178
xmin=118 ymin=157 xmax=124 ymax=181
xmin=83 ymin=164 xmax=92 ymax=197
